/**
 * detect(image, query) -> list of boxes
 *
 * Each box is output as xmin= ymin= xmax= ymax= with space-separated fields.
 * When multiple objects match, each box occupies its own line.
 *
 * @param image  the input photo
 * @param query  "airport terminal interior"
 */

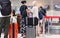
xmin=0 ymin=0 xmax=60 ymax=38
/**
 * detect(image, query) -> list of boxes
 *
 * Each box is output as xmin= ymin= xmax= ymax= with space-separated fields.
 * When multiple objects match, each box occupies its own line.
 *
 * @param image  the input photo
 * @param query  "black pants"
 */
xmin=20 ymin=17 xmax=26 ymax=33
xmin=0 ymin=16 xmax=10 ymax=38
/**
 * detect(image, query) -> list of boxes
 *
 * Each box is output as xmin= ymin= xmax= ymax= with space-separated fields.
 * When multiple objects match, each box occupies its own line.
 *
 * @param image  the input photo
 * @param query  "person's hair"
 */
xmin=21 ymin=1 xmax=26 ymax=4
xmin=40 ymin=6 xmax=43 ymax=9
xmin=32 ymin=1 xmax=37 ymax=6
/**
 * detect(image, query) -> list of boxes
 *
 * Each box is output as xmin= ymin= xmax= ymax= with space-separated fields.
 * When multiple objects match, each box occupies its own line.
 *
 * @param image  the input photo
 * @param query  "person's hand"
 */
xmin=26 ymin=9 xmax=31 ymax=13
xmin=43 ymin=16 xmax=45 ymax=18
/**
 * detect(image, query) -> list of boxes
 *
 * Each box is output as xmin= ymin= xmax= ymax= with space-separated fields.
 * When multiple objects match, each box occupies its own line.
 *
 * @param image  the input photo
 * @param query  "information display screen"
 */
xmin=54 ymin=4 xmax=60 ymax=10
xmin=43 ymin=5 xmax=49 ymax=10
xmin=55 ymin=4 xmax=60 ymax=8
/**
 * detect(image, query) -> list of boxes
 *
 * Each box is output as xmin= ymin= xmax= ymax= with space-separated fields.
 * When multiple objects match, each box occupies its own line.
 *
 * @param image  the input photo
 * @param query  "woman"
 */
xmin=39 ymin=6 xmax=47 ymax=33
xmin=31 ymin=1 xmax=40 ymax=36
xmin=20 ymin=1 xmax=28 ymax=38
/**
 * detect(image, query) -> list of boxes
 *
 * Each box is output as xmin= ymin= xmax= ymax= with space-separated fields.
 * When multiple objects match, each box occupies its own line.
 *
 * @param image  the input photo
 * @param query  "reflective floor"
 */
xmin=1 ymin=33 xmax=60 ymax=38
xmin=36 ymin=34 xmax=60 ymax=38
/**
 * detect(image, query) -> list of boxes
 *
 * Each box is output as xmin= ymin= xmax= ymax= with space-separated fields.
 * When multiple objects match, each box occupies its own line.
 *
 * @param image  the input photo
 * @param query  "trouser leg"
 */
xmin=3 ymin=17 xmax=10 ymax=38
xmin=17 ymin=16 xmax=20 ymax=33
xmin=0 ymin=17 xmax=4 ymax=37
xmin=0 ymin=25 xmax=2 ymax=37
xmin=0 ymin=23 xmax=2 ymax=37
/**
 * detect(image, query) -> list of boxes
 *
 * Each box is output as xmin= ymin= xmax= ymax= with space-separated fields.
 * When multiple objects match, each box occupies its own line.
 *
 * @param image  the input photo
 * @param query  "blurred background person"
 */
xmin=11 ymin=4 xmax=21 ymax=33
xmin=15 ymin=8 xmax=21 ymax=33
xmin=38 ymin=6 xmax=47 ymax=33
xmin=19 ymin=0 xmax=28 ymax=38
xmin=31 ymin=1 xmax=40 ymax=36
xmin=0 ymin=0 xmax=11 ymax=38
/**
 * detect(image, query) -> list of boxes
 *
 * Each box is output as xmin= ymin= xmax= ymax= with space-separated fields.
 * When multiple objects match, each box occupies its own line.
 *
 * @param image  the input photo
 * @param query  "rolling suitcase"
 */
xmin=26 ymin=17 xmax=38 ymax=38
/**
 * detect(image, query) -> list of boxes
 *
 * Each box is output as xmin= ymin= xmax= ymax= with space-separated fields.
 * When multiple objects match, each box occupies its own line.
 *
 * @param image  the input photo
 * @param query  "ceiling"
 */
xmin=10 ymin=0 xmax=60 ymax=7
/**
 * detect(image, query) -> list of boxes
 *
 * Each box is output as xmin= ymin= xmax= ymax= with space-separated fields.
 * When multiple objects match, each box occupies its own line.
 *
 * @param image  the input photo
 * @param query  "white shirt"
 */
xmin=31 ymin=6 xmax=38 ymax=18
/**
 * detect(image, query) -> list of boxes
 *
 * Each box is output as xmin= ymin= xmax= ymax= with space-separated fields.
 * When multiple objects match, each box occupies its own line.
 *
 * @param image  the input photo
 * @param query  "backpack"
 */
xmin=41 ymin=9 xmax=46 ymax=16
xmin=38 ymin=10 xmax=44 ymax=20
xmin=0 ymin=0 xmax=11 ymax=16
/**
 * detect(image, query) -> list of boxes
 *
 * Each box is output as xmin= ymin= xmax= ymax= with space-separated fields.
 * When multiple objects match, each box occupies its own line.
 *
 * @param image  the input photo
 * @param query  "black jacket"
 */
xmin=20 ymin=5 xmax=27 ymax=17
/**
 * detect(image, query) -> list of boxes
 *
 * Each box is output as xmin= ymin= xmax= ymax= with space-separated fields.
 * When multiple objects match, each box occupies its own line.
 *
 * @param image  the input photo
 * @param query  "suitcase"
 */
xmin=26 ymin=17 xmax=38 ymax=27
xmin=26 ymin=26 xmax=36 ymax=38
xmin=26 ymin=17 xmax=38 ymax=38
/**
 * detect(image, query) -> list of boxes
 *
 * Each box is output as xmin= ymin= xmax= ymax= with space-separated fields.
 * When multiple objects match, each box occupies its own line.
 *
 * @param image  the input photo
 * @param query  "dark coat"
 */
xmin=20 ymin=5 xmax=27 ymax=18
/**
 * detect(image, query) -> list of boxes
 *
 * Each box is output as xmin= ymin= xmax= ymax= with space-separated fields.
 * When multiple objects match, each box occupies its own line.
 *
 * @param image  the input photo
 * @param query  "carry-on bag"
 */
xmin=26 ymin=17 xmax=38 ymax=38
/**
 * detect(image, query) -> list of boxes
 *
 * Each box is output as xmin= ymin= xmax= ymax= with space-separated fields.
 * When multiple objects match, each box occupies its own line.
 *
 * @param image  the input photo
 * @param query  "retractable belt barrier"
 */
xmin=43 ymin=16 xmax=60 ymax=35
